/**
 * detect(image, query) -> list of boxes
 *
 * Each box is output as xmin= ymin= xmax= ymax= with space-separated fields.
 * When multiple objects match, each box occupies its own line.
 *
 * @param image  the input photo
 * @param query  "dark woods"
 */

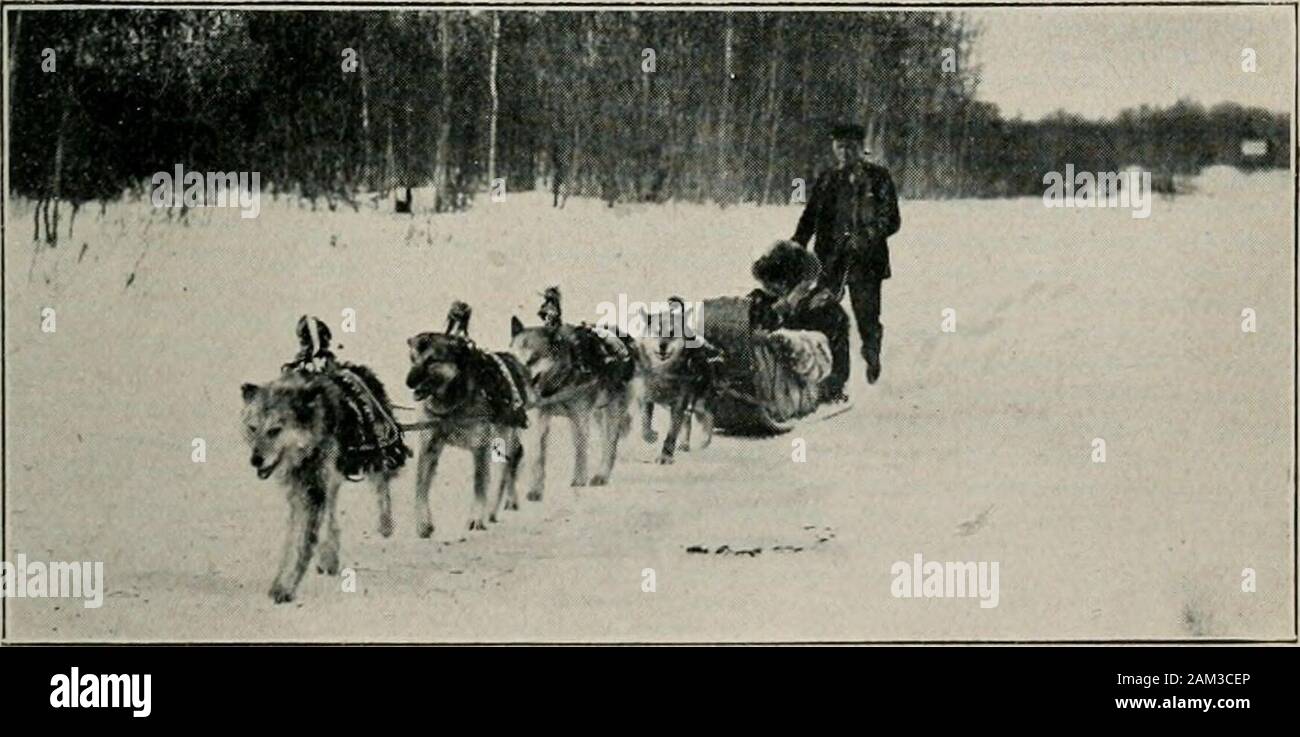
xmin=6 ymin=9 xmax=1291 ymax=242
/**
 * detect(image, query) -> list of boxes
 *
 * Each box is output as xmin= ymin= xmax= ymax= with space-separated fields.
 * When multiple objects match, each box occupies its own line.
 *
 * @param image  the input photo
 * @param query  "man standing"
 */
xmin=792 ymin=123 xmax=901 ymax=391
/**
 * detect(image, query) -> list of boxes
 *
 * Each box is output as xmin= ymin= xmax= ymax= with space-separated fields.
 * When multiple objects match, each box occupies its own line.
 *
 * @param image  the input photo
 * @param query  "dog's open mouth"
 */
xmin=256 ymin=458 xmax=281 ymax=480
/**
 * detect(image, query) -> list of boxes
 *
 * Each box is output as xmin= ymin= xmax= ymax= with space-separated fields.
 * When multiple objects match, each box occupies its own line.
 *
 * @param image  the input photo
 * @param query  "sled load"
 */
xmin=701 ymin=295 xmax=838 ymax=435
xmin=696 ymin=240 xmax=849 ymax=435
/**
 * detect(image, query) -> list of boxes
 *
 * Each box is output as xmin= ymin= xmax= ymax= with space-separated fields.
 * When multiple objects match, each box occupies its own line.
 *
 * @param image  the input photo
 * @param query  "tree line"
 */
xmin=6 ymin=9 xmax=1290 ymax=243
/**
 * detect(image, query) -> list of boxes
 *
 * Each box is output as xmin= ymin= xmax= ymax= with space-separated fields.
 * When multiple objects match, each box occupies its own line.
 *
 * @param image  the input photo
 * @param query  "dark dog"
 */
xmin=406 ymin=303 xmax=533 ymax=533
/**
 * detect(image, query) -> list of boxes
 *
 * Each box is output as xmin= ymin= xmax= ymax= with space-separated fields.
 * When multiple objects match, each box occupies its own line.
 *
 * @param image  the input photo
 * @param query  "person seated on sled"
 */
xmin=749 ymin=239 xmax=852 ymax=403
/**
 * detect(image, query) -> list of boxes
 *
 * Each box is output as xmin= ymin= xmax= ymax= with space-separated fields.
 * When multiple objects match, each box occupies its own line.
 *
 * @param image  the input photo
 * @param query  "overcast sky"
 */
xmin=966 ymin=7 xmax=1294 ymax=120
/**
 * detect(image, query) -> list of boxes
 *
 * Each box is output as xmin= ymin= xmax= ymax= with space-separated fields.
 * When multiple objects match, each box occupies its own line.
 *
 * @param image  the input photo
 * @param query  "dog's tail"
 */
xmin=297 ymin=314 xmax=333 ymax=354
xmin=538 ymin=286 xmax=562 ymax=327
xmin=446 ymin=301 xmax=472 ymax=337
xmin=283 ymin=315 xmax=336 ymax=373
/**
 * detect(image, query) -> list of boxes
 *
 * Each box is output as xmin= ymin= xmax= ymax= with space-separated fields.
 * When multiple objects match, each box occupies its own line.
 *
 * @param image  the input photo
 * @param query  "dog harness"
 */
xmin=280 ymin=315 xmax=410 ymax=477
xmin=328 ymin=367 xmax=411 ymax=478
xmin=412 ymin=328 xmax=530 ymax=429
xmin=489 ymin=352 xmax=526 ymax=416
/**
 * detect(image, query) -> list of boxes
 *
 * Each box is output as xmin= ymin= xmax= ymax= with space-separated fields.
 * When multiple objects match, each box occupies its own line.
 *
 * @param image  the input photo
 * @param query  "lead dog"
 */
xmin=241 ymin=316 xmax=410 ymax=603
xmin=406 ymin=302 xmax=533 ymax=533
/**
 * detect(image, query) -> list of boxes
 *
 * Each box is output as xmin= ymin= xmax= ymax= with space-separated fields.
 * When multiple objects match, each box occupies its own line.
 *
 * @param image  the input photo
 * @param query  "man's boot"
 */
xmin=864 ymin=324 xmax=883 ymax=385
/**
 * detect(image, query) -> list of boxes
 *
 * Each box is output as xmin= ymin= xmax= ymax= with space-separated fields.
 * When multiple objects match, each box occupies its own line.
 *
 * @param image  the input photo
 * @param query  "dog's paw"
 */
xmin=678 ymin=441 xmax=691 ymax=452
xmin=590 ymin=474 xmax=609 ymax=486
xmin=505 ymin=498 xmax=519 ymax=511
xmin=526 ymin=489 xmax=543 ymax=502
xmin=642 ymin=430 xmax=659 ymax=444
xmin=570 ymin=477 xmax=588 ymax=487
xmin=378 ymin=516 xmax=394 ymax=538
xmin=467 ymin=518 xmax=487 ymax=531
xmin=316 ymin=551 xmax=340 ymax=576
xmin=655 ymin=454 xmax=675 ymax=465
xmin=416 ymin=521 xmax=435 ymax=539
xmin=268 ymin=583 xmax=296 ymax=604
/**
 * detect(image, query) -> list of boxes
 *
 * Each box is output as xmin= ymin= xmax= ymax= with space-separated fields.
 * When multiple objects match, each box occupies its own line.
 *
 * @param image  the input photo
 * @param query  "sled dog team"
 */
xmin=241 ymin=290 xmax=716 ymax=603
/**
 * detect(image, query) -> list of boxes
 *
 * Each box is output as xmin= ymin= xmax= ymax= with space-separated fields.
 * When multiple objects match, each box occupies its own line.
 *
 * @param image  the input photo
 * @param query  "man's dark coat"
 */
xmin=792 ymin=160 xmax=901 ymax=282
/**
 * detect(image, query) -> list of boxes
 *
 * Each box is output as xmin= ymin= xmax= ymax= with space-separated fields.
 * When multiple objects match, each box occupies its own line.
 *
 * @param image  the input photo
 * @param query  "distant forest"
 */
xmin=6 ymin=9 xmax=1292 ymax=240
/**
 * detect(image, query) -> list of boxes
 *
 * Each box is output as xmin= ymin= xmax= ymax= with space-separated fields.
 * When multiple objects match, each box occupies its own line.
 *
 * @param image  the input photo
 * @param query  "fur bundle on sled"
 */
xmin=701 ymin=296 xmax=827 ymax=430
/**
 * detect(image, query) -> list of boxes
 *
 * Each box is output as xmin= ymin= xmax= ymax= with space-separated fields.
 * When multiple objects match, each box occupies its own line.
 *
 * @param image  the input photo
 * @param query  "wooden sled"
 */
xmin=701 ymin=296 xmax=850 ymax=436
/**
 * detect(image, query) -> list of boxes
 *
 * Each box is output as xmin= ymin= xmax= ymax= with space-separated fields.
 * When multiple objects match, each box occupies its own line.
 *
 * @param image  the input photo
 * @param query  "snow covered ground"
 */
xmin=3 ymin=168 xmax=1294 ymax=641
